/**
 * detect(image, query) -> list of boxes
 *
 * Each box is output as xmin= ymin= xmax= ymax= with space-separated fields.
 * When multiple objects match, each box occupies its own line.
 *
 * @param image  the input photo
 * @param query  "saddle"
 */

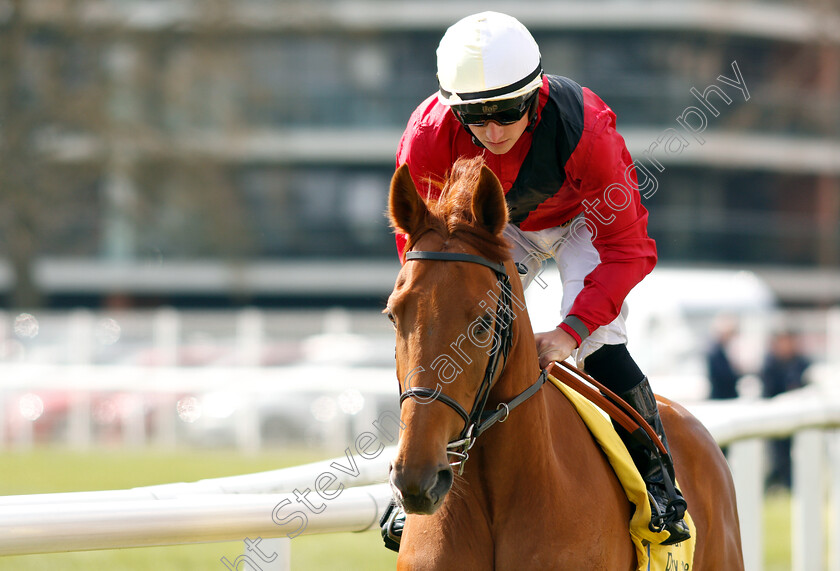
xmin=547 ymin=361 xmax=669 ymax=459
xmin=547 ymin=362 xmax=696 ymax=571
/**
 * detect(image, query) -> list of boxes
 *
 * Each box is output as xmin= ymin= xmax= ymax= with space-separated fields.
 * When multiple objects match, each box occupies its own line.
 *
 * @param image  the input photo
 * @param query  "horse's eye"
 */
xmin=474 ymin=315 xmax=493 ymax=335
xmin=385 ymin=310 xmax=396 ymax=327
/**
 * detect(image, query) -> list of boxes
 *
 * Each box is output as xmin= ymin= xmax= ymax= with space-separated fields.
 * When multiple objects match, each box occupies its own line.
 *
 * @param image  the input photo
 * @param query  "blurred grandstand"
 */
xmin=1 ymin=1 xmax=839 ymax=451
xmin=0 ymin=0 xmax=838 ymax=309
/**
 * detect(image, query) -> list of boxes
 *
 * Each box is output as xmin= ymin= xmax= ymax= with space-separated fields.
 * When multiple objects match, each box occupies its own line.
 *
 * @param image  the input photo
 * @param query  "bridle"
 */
xmin=398 ymin=250 xmax=547 ymax=474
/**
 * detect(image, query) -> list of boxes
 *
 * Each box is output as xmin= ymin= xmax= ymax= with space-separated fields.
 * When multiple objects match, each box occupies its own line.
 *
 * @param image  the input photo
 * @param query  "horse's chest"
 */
xmin=489 ymin=497 xmax=636 ymax=570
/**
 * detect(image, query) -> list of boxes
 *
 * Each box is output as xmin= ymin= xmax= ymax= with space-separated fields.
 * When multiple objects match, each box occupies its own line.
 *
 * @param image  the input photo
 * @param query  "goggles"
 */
xmin=452 ymin=90 xmax=538 ymax=127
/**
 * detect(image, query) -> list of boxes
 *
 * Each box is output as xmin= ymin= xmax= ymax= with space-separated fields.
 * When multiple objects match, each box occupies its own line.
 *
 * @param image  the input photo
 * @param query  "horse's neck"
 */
xmin=477 ymin=318 xmax=558 ymax=475
xmin=473 ymin=302 xmax=594 ymax=487
xmin=463 ymin=267 xmax=578 ymax=490
xmin=484 ymin=363 xmax=552 ymax=463
xmin=486 ymin=287 xmax=543 ymax=416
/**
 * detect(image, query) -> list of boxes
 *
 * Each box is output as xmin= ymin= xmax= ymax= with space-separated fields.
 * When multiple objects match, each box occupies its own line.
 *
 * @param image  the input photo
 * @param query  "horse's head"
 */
xmin=385 ymin=157 xmax=521 ymax=514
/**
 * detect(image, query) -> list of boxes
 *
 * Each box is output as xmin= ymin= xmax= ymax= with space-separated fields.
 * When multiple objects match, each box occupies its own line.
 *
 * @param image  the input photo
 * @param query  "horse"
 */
xmin=384 ymin=156 xmax=743 ymax=570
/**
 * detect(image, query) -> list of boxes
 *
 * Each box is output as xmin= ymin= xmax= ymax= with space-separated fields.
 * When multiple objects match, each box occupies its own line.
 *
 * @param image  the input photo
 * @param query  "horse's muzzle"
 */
xmin=390 ymin=463 xmax=453 ymax=515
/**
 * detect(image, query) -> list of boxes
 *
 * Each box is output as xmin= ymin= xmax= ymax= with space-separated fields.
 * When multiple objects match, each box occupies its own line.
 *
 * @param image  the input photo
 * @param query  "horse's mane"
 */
xmin=404 ymin=156 xmax=511 ymax=263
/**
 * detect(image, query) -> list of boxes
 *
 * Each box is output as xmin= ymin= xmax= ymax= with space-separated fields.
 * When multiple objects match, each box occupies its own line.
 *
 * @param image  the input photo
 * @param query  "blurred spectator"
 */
xmin=706 ymin=315 xmax=741 ymax=400
xmin=761 ymin=330 xmax=810 ymax=489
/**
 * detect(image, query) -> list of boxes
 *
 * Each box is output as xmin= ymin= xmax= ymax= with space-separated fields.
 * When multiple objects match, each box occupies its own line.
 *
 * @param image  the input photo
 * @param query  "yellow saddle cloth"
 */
xmin=548 ymin=374 xmax=696 ymax=571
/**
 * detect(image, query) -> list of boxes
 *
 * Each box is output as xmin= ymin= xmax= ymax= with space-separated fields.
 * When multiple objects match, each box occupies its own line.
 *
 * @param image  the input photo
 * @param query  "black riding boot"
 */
xmin=583 ymin=344 xmax=690 ymax=545
xmin=617 ymin=377 xmax=691 ymax=545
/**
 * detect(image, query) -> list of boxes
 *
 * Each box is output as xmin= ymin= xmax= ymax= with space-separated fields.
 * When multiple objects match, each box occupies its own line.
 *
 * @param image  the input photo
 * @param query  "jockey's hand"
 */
xmin=535 ymin=327 xmax=578 ymax=369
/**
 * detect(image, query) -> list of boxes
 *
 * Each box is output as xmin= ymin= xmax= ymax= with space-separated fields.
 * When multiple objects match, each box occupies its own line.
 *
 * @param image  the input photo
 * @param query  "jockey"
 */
xmin=390 ymin=11 xmax=690 ymax=545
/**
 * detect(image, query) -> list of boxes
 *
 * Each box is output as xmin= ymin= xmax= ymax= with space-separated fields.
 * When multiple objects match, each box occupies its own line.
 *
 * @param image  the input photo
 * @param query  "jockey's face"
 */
xmin=467 ymin=114 xmax=530 ymax=155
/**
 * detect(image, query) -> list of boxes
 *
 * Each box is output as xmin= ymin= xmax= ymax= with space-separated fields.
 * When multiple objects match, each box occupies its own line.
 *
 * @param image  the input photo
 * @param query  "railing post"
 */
xmin=235 ymin=308 xmax=264 ymax=455
xmin=828 ymin=429 xmax=840 ymax=571
xmin=236 ymin=393 xmax=262 ymax=455
xmin=0 ymin=389 xmax=5 ymax=449
xmin=728 ymin=437 xmax=764 ymax=571
xmin=68 ymin=309 xmax=94 ymax=365
xmin=792 ymin=429 xmax=825 ymax=571
xmin=151 ymin=308 xmax=180 ymax=450
xmin=67 ymin=391 xmax=92 ymax=450
xmin=0 ymin=311 xmax=6 ymax=449
xmin=826 ymin=307 xmax=840 ymax=369
xmin=153 ymin=393 xmax=177 ymax=450
xmin=12 ymin=398 xmax=35 ymax=450
xmin=265 ymin=538 xmax=291 ymax=571
xmin=237 ymin=307 xmax=264 ymax=367
xmin=153 ymin=307 xmax=179 ymax=367
xmin=121 ymin=393 xmax=146 ymax=448
xmin=65 ymin=311 xmax=94 ymax=449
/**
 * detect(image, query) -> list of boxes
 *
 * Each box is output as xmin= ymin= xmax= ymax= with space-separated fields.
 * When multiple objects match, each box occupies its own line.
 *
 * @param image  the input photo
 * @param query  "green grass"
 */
xmin=0 ymin=447 xmax=327 ymax=495
xmin=0 ymin=447 xmax=397 ymax=570
xmin=0 ymin=447 xmax=794 ymax=570
xmin=0 ymin=532 xmax=395 ymax=571
xmin=763 ymin=488 xmax=792 ymax=571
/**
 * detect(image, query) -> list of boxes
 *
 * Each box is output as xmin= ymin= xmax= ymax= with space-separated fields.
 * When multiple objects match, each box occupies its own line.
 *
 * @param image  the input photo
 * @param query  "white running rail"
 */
xmin=2 ymin=394 xmax=840 ymax=571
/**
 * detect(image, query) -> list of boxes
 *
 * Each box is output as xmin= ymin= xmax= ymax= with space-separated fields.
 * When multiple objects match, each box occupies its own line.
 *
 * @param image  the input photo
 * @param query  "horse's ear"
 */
xmin=389 ymin=164 xmax=429 ymax=236
xmin=471 ymin=165 xmax=509 ymax=236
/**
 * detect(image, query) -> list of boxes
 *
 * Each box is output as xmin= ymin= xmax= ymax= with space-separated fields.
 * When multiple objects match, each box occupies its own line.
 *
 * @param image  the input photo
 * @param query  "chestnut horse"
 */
xmin=385 ymin=157 xmax=743 ymax=570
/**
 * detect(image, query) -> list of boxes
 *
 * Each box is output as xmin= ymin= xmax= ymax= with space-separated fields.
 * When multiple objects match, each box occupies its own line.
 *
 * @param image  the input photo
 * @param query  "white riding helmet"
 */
xmin=436 ymin=12 xmax=543 ymax=106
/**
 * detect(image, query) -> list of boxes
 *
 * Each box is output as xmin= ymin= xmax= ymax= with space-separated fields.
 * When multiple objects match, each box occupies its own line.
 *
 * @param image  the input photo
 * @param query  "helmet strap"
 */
xmin=469 ymin=130 xmax=486 ymax=149
xmin=450 ymin=110 xmax=486 ymax=148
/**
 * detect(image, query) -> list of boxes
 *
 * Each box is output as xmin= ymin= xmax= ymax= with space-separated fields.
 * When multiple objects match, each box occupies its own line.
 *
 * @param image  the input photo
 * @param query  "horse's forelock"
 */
xmin=432 ymin=157 xmax=482 ymax=225
xmin=408 ymin=157 xmax=509 ymax=262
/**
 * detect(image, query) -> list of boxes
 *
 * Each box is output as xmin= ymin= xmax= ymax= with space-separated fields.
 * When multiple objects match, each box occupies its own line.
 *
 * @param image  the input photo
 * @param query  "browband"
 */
xmin=404 ymin=251 xmax=507 ymax=276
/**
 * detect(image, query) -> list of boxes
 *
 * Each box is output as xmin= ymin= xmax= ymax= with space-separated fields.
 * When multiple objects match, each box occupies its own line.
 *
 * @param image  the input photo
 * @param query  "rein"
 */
xmin=400 ymin=250 xmax=547 ymax=474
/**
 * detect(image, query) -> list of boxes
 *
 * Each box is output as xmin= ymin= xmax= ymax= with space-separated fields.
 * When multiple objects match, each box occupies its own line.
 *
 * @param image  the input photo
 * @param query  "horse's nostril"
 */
xmin=432 ymin=467 xmax=453 ymax=500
